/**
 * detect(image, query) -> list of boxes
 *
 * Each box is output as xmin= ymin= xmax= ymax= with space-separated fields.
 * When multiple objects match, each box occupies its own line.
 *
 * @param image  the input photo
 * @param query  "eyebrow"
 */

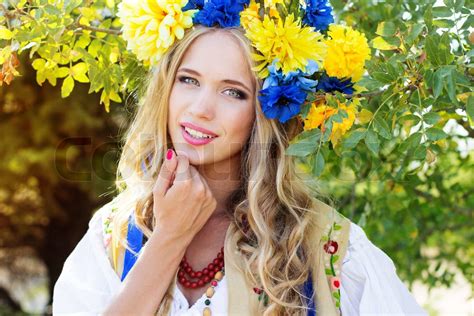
xmin=178 ymin=67 xmax=253 ymax=95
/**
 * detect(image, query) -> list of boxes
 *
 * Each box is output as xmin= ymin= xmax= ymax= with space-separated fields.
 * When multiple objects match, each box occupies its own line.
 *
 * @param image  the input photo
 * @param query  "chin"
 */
xmin=172 ymin=146 xmax=205 ymax=165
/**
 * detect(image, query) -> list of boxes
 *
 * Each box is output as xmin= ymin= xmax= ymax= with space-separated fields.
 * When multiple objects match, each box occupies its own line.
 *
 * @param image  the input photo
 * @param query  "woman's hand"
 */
xmin=152 ymin=149 xmax=217 ymax=243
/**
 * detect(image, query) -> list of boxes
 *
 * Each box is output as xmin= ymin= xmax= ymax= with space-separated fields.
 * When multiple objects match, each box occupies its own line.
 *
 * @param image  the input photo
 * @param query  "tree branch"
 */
xmin=72 ymin=24 xmax=122 ymax=35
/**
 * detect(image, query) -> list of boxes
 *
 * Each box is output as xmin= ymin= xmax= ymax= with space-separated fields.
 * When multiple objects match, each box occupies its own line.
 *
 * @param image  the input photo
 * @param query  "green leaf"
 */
xmin=432 ymin=6 xmax=453 ymax=17
xmin=44 ymin=4 xmax=63 ymax=15
xmin=399 ymin=114 xmax=421 ymax=125
xmin=426 ymin=128 xmax=448 ymax=141
xmin=432 ymin=19 xmax=455 ymax=28
xmin=312 ymin=151 xmax=325 ymax=177
xmin=61 ymin=75 xmax=75 ymax=98
xmin=374 ymin=116 xmax=392 ymax=140
xmin=405 ymin=24 xmax=424 ymax=46
xmin=423 ymin=112 xmax=441 ymax=125
xmin=64 ymin=0 xmax=83 ymax=14
xmin=426 ymin=33 xmax=453 ymax=66
xmin=466 ymin=95 xmax=474 ymax=127
xmin=433 ymin=69 xmax=444 ymax=99
xmin=399 ymin=132 xmax=423 ymax=152
xmin=300 ymin=102 xmax=311 ymax=119
xmin=412 ymin=145 xmax=427 ymax=161
xmin=424 ymin=7 xmax=433 ymax=30
xmin=365 ymin=130 xmax=380 ymax=155
xmin=342 ymin=129 xmax=367 ymax=149
xmin=376 ymin=21 xmax=397 ymax=37
xmin=286 ymin=129 xmax=322 ymax=157
xmin=332 ymin=255 xmax=340 ymax=264
xmin=445 ymin=68 xmax=457 ymax=104
xmin=426 ymin=35 xmax=440 ymax=66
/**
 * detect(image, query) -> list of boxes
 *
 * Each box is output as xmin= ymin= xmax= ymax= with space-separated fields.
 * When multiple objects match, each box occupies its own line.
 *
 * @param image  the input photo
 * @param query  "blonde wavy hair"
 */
xmin=110 ymin=25 xmax=331 ymax=315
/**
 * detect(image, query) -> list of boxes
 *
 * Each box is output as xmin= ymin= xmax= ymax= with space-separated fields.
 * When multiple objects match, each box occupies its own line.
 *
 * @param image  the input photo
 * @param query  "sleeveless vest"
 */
xmin=103 ymin=198 xmax=351 ymax=315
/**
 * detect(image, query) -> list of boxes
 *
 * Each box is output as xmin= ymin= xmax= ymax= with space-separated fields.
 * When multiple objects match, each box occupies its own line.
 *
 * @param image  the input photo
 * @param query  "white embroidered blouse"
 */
xmin=52 ymin=205 xmax=427 ymax=315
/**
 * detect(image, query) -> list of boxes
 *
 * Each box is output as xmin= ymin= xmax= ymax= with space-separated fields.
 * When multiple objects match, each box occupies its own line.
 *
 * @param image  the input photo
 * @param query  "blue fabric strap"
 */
xmin=121 ymin=216 xmax=316 ymax=315
xmin=120 ymin=214 xmax=144 ymax=281
xmin=303 ymin=271 xmax=317 ymax=315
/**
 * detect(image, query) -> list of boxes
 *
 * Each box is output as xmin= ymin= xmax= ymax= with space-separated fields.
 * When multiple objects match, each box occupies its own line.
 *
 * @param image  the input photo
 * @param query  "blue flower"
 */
xmin=302 ymin=0 xmax=334 ymax=32
xmin=258 ymin=84 xmax=308 ymax=123
xmin=190 ymin=0 xmax=250 ymax=28
xmin=263 ymin=59 xmax=318 ymax=92
xmin=316 ymin=74 xmax=354 ymax=94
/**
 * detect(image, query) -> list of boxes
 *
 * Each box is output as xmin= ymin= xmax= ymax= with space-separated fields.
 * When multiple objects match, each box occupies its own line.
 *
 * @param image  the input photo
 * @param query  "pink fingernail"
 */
xmin=166 ymin=149 xmax=173 ymax=160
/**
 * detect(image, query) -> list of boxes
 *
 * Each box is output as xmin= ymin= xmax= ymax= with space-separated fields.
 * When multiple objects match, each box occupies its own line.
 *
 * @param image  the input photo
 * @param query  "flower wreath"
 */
xmin=116 ymin=0 xmax=371 ymax=146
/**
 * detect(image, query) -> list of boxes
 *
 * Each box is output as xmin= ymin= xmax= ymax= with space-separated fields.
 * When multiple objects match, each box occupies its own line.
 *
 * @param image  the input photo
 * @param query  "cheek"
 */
xmin=224 ymin=104 xmax=255 ymax=140
xmin=168 ymin=87 xmax=185 ymax=122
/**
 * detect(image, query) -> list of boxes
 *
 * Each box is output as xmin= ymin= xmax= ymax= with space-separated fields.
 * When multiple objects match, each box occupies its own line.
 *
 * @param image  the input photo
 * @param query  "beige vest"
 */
xmin=105 ymin=199 xmax=351 ymax=315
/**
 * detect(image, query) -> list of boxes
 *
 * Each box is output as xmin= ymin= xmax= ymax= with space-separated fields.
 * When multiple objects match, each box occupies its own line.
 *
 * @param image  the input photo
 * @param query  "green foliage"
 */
xmin=320 ymin=0 xmax=473 ymax=291
xmin=0 ymin=0 xmax=146 ymax=111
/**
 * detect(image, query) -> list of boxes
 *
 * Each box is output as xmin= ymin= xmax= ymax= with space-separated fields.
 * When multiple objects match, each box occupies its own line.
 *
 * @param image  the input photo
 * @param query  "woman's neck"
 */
xmin=196 ymin=151 xmax=243 ymax=220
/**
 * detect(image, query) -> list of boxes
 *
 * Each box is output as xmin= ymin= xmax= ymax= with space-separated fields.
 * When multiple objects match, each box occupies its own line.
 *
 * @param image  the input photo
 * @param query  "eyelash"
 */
xmin=178 ymin=76 xmax=247 ymax=100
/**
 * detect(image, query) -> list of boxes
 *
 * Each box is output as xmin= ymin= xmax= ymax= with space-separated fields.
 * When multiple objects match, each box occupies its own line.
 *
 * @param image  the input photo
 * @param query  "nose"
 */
xmin=187 ymin=86 xmax=216 ymax=120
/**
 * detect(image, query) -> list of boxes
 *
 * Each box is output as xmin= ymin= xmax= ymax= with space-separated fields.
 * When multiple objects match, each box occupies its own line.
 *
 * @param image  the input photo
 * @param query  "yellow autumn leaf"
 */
xmin=61 ymin=75 xmax=75 ymax=98
xmin=100 ymin=90 xmax=111 ymax=112
xmin=372 ymin=36 xmax=398 ymax=50
xmin=106 ymin=0 xmax=115 ymax=8
xmin=353 ymin=84 xmax=368 ymax=93
xmin=109 ymin=90 xmax=122 ymax=103
xmin=56 ymin=67 xmax=70 ymax=78
xmin=358 ymin=109 xmax=373 ymax=124
xmin=71 ymin=62 xmax=89 ymax=83
xmin=109 ymin=47 xmax=119 ymax=64
xmin=0 ymin=28 xmax=13 ymax=40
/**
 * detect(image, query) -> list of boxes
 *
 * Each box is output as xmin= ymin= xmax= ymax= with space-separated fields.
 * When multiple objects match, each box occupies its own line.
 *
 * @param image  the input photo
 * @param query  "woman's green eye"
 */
xmin=179 ymin=76 xmax=199 ymax=86
xmin=225 ymin=88 xmax=246 ymax=100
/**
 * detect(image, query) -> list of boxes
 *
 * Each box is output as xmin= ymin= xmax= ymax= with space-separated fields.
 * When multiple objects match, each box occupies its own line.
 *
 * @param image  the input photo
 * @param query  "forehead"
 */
xmin=178 ymin=32 xmax=255 ymax=88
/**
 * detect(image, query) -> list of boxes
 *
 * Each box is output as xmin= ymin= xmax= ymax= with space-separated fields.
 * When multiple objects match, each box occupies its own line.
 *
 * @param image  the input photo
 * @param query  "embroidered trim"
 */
xmin=322 ymin=219 xmax=343 ymax=309
xmin=102 ymin=205 xmax=118 ymax=248
xmin=253 ymin=287 xmax=269 ymax=306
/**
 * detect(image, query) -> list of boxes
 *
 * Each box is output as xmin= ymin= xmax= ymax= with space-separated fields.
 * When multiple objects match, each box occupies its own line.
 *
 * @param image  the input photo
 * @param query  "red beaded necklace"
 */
xmin=177 ymin=247 xmax=225 ymax=289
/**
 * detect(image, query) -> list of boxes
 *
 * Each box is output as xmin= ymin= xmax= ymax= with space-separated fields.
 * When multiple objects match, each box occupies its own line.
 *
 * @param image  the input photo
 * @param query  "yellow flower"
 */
xmin=303 ymin=98 xmax=359 ymax=145
xmin=244 ymin=13 xmax=327 ymax=78
xmin=117 ymin=0 xmax=196 ymax=65
xmin=240 ymin=0 xmax=261 ymax=29
xmin=323 ymin=25 xmax=371 ymax=82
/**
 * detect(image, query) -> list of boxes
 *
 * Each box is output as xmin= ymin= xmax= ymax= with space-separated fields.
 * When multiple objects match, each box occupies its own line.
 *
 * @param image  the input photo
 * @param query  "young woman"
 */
xmin=52 ymin=26 xmax=426 ymax=316
xmin=53 ymin=2 xmax=427 ymax=315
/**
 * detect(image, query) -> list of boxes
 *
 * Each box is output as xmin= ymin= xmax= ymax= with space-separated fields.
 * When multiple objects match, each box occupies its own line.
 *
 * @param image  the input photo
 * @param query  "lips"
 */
xmin=181 ymin=125 xmax=217 ymax=146
xmin=180 ymin=122 xmax=218 ymax=137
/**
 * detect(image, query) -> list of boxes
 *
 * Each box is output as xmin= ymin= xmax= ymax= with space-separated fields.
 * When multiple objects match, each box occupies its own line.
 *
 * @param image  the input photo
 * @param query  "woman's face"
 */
xmin=168 ymin=31 xmax=256 ymax=168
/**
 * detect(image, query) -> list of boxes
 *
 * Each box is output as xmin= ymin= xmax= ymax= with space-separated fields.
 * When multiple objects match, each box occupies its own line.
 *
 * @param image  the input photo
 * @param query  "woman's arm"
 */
xmin=102 ymin=230 xmax=189 ymax=315
xmin=340 ymin=222 xmax=427 ymax=315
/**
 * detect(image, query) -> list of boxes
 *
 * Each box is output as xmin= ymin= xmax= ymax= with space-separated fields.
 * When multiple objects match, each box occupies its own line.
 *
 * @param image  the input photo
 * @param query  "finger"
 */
xmin=174 ymin=154 xmax=191 ymax=183
xmin=189 ymin=165 xmax=209 ymax=191
xmin=153 ymin=149 xmax=178 ymax=197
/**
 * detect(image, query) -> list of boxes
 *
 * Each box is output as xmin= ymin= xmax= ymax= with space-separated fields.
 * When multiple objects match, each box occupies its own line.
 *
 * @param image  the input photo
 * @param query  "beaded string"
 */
xmin=202 ymin=268 xmax=225 ymax=316
xmin=177 ymin=248 xmax=225 ymax=315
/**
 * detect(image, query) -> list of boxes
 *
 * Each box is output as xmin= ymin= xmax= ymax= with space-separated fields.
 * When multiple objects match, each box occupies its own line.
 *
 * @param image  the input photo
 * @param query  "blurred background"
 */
xmin=0 ymin=0 xmax=473 ymax=315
